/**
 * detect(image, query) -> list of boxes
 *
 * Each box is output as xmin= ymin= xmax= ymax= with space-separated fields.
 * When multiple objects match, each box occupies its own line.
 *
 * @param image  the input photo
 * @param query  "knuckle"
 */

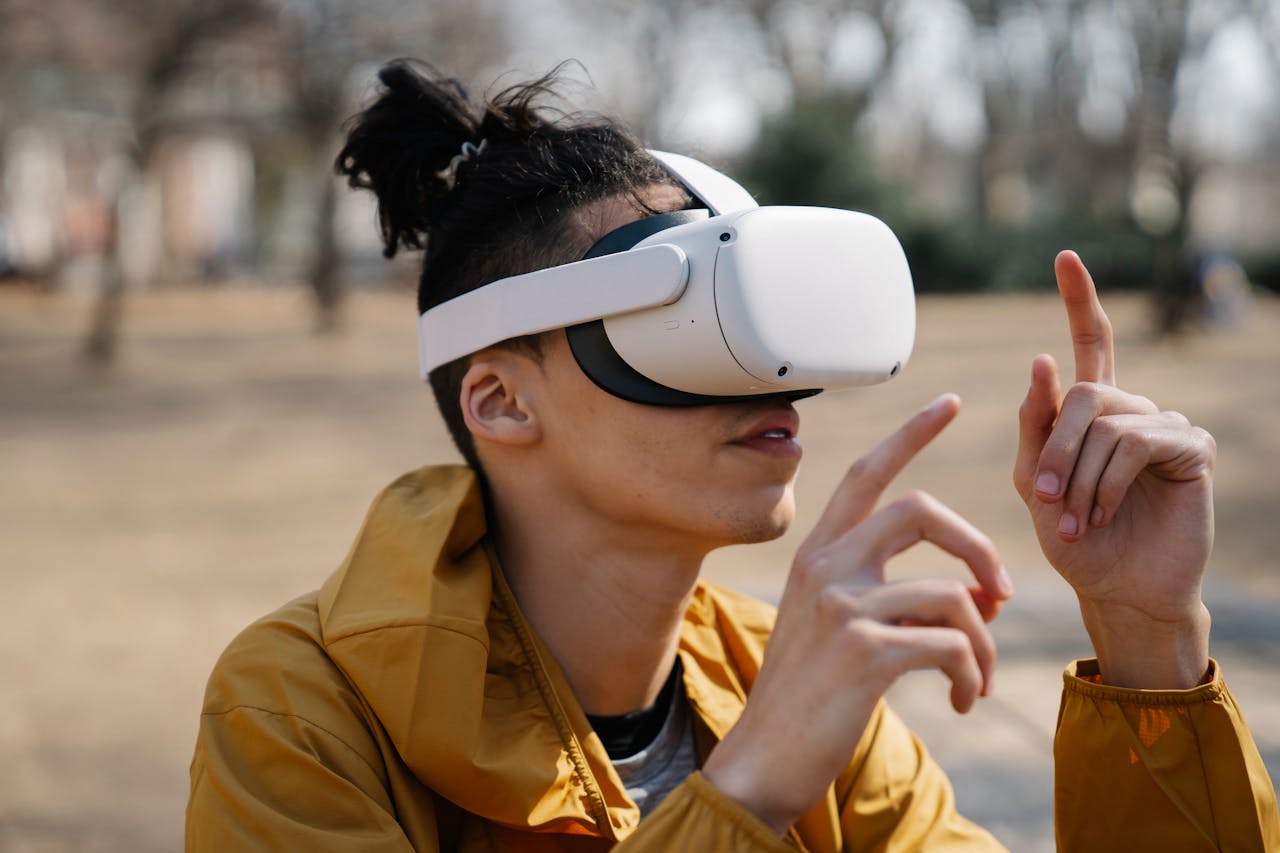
xmin=836 ymin=618 xmax=877 ymax=655
xmin=891 ymin=489 xmax=935 ymax=516
xmin=1115 ymin=430 xmax=1146 ymax=459
xmin=982 ymin=538 xmax=1001 ymax=567
xmin=1039 ymin=435 xmax=1076 ymax=466
xmin=932 ymin=577 xmax=970 ymax=608
xmin=846 ymin=456 xmax=889 ymax=493
xmin=1063 ymin=382 xmax=1101 ymax=409
xmin=1073 ymin=321 xmax=1111 ymax=347
xmin=970 ymin=528 xmax=998 ymax=562
xmin=814 ymin=584 xmax=855 ymax=623
xmin=1193 ymin=427 xmax=1218 ymax=464
xmin=975 ymin=626 xmax=997 ymax=660
xmin=792 ymin=552 xmax=832 ymax=593
xmin=1090 ymin=415 xmax=1122 ymax=442
xmin=938 ymin=628 xmax=972 ymax=662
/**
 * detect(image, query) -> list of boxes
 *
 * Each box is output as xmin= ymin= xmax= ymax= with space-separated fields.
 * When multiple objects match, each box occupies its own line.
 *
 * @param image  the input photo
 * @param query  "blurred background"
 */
xmin=2 ymin=0 xmax=1278 ymax=850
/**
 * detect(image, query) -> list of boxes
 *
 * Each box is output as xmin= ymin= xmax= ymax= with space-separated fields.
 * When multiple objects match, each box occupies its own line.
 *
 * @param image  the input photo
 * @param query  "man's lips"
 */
xmin=730 ymin=408 xmax=800 ymax=442
xmin=728 ymin=408 xmax=802 ymax=455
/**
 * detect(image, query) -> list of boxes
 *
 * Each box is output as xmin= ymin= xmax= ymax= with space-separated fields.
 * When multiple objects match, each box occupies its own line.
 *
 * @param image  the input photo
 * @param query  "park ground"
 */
xmin=2 ymin=281 xmax=1278 ymax=851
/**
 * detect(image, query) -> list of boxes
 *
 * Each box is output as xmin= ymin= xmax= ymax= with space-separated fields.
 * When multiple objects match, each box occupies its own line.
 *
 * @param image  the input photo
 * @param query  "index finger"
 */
xmin=803 ymin=393 xmax=960 ymax=550
xmin=1054 ymin=250 xmax=1116 ymax=386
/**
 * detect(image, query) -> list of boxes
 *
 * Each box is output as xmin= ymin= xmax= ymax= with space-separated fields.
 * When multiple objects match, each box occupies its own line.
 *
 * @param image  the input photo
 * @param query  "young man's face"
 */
xmin=522 ymin=184 xmax=802 ymax=555
xmin=532 ymin=331 xmax=802 ymax=555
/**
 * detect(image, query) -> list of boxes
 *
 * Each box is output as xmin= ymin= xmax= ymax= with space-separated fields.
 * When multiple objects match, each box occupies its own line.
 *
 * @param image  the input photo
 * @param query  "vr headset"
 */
xmin=417 ymin=150 xmax=915 ymax=406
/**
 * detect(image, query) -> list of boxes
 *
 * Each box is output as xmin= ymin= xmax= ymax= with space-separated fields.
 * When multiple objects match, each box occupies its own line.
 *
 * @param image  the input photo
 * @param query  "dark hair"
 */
xmin=335 ymin=59 xmax=684 ymax=470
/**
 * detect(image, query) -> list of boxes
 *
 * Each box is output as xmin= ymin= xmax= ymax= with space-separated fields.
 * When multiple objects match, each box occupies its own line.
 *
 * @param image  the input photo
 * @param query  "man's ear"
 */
xmin=459 ymin=354 xmax=542 ymax=448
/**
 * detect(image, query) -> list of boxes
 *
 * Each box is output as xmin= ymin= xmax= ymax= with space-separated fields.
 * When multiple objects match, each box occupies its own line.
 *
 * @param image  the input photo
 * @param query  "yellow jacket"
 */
xmin=186 ymin=466 xmax=1278 ymax=851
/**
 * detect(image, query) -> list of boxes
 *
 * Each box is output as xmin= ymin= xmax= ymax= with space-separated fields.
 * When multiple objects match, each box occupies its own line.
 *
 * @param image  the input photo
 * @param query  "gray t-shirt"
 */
xmin=609 ymin=682 xmax=700 ymax=818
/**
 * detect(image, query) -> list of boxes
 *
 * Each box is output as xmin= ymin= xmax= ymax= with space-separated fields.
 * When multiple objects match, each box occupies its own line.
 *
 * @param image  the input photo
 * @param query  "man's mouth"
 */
xmin=728 ymin=409 xmax=802 ymax=457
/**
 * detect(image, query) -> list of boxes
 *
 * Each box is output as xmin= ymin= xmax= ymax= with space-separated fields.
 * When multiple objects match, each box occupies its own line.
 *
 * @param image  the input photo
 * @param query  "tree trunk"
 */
xmin=308 ymin=165 xmax=342 ymax=334
xmin=82 ymin=205 xmax=125 ymax=364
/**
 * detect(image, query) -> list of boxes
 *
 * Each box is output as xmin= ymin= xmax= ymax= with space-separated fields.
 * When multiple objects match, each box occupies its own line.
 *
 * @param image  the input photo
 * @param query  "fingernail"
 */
xmin=1058 ymin=514 xmax=1078 ymax=536
xmin=1090 ymin=505 xmax=1105 ymax=527
xmin=1035 ymin=472 xmax=1059 ymax=496
xmin=997 ymin=566 xmax=1015 ymax=597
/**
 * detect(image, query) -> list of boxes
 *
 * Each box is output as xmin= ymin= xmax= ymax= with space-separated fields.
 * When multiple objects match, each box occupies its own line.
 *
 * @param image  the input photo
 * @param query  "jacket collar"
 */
xmin=314 ymin=465 xmax=763 ymax=840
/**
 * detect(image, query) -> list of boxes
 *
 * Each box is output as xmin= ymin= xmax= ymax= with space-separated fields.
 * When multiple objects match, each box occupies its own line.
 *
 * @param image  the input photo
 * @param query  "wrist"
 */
xmin=702 ymin=732 xmax=796 ymax=835
xmin=1077 ymin=597 xmax=1210 ymax=689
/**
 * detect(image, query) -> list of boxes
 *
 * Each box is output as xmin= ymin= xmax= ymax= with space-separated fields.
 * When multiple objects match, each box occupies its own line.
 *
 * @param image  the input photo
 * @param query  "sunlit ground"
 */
xmin=3 ymin=280 xmax=1277 ymax=850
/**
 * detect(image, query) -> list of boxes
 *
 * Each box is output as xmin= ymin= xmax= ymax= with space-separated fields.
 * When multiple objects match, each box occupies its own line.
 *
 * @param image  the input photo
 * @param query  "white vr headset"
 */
xmin=417 ymin=150 xmax=916 ymax=406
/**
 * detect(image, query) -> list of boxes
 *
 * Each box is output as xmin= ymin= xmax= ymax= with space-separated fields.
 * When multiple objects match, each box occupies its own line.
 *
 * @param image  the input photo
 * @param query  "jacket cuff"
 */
xmin=1063 ymin=657 xmax=1224 ymax=705
xmin=680 ymin=772 xmax=794 ymax=850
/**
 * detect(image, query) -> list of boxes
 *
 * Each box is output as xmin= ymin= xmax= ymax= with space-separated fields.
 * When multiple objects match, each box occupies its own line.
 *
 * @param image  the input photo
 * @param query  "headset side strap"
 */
xmin=417 ymin=244 xmax=689 ymax=378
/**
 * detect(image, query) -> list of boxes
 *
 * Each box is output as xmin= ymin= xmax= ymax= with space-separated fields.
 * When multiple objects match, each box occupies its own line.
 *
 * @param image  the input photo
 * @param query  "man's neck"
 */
xmin=490 ymin=490 xmax=707 ymax=717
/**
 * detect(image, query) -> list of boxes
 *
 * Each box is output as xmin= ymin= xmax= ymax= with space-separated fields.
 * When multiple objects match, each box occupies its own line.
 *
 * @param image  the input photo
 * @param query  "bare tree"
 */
xmin=0 ymin=0 xmax=275 ymax=361
xmin=89 ymin=0 xmax=270 ymax=361
xmin=0 ymin=0 xmax=515 ymax=357
xmin=274 ymin=0 xmax=511 ymax=332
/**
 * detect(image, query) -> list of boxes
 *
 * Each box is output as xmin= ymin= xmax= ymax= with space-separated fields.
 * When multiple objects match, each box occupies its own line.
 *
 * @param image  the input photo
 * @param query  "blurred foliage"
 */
xmin=735 ymin=94 xmax=1182 ymax=296
xmin=1247 ymin=252 xmax=1280 ymax=297
xmin=734 ymin=96 xmax=895 ymax=218
xmin=3 ymin=0 xmax=1276 ymax=350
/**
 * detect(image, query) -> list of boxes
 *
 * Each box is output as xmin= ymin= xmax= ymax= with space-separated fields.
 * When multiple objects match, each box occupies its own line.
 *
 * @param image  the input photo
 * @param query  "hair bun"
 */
xmin=335 ymin=60 xmax=481 ymax=258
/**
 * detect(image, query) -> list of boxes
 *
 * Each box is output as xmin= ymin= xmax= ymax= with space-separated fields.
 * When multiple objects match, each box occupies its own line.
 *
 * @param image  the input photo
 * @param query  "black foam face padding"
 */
xmin=580 ymin=209 xmax=710 ymax=260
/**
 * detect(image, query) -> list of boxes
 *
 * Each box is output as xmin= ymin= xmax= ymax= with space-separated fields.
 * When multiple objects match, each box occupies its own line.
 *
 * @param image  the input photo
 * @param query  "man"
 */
xmin=186 ymin=61 xmax=1278 ymax=851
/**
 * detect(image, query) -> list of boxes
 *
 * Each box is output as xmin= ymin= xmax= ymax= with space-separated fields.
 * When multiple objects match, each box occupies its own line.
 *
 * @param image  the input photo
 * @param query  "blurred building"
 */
xmin=0 ymin=0 xmax=1277 ymax=294
xmin=0 ymin=3 xmax=387 ymax=291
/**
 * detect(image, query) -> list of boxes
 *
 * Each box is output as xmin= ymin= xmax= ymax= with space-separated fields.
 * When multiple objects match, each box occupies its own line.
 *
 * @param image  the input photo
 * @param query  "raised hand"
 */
xmin=1013 ymin=251 xmax=1215 ymax=689
xmin=703 ymin=394 xmax=1014 ymax=833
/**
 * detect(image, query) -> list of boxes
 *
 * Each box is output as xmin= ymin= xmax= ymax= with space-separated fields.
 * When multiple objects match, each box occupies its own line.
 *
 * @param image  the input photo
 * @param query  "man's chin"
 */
xmin=721 ymin=507 xmax=793 ymax=547
xmin=734 ymin=526 xmax=789 ymax=546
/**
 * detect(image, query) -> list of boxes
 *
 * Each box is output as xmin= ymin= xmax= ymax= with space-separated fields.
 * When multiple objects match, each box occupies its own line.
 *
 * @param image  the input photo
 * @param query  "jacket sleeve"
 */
xmin=186 ymin=705 xmax=426 ymax=852
xmin=614 ymin=700 xmax=1005 ymax=853
xmin=613 ymin=772 xmax=796 ymax=852
xmin=1054 ymin=659 xmax=1280 ymax=852
xmin=830 ymin=700 xmax=1006 ymax=851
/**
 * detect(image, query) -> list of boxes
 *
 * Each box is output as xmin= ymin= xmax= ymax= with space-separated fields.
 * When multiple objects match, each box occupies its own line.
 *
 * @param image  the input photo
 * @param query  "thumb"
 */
xmin=1013 ymin=354 xmax=1061 ymax=503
